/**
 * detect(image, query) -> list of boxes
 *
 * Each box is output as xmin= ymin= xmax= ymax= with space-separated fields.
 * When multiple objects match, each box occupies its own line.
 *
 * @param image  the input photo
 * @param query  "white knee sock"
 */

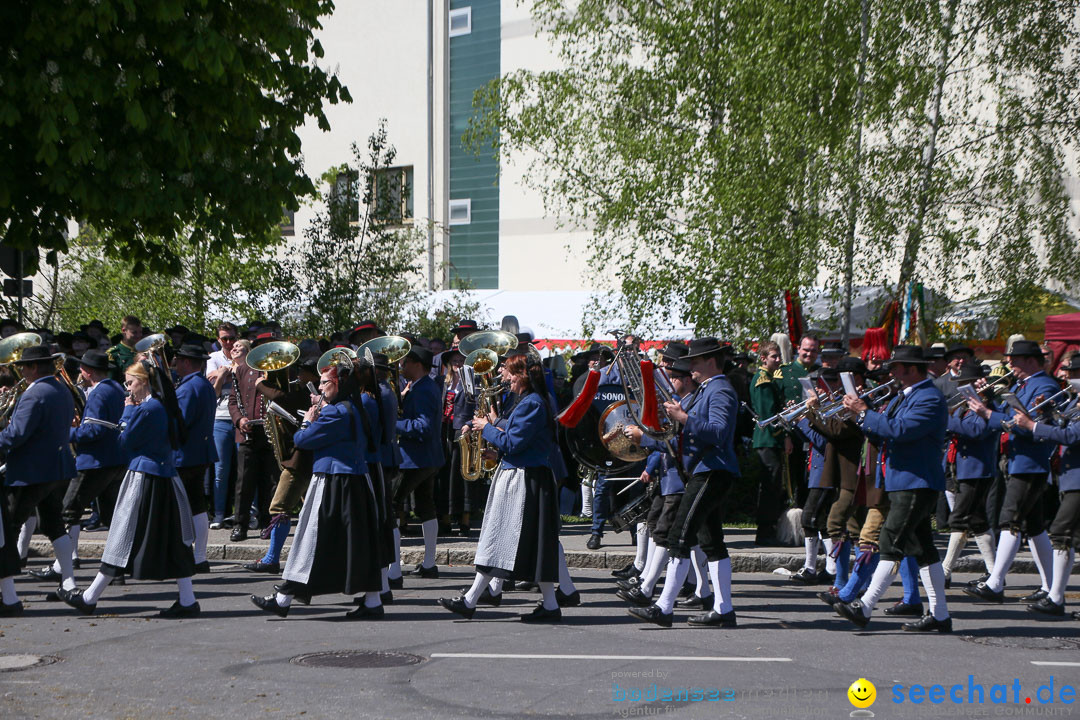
xmin=634 ymin=524 xmax=649 ymax=570
xmin=974 ymin=531 xmax=997 ymax=574
xmin=364 ymin=591 xmax=381 ymax=608
xmin=83 ymin=572 xmax=113 ymax=604
xmin=51 ymin=535 xmax=76 ymax=591
xmin=0 ymin=577 xmax=18 ymax=605
xmin=581 ymin=482 xmax=593 ymax=517
xmin=539 ymin=581 xmax=558 ymax=610
xmin=275 ymin=591 xmax=292 ymax=607
xmin=655 ymin=557 xmax=691 ymax=614
xmin=69 ymin=524 xmax=81 ymax=560
xmin=1049 ymin=548 xmax=1074 ymax=605
xmin=858 ymin=560 xmax=899 ymax=616
xmin=988 ymin=530 xmax=1021 ymax=593
xmin=557 ymin=542 xmax=577 ymax=593
xmin=464 ymin=571 xmax=492 ymax=608
xmin=691 ymin=546 xmax=709 ymax=596
xmin=919 ymin=563 xmax=949 ymax=621
xmin=803 ymin=536 xmax=820 ymax=571
xmin=421 ymin=519 xmax=438 ymax=568
xmin=17 ymin=517 xmax=36 ymax=559
xmin=1028 ymin=531 xmax=1053 ymax=592
xmin=488 ymin=576 xmax=504 ymax=596
xmin=707 ymin=558 xmax=734 ymax=614
xmin=944 ymin=489 xmax=956 ymax=512
xmin=389 ymin=528 xmax=402 ymax=579
xmin=823 ymin=536 xmax=836 ymax=575
xmin=191 ymin=512 xmax=209 ymax=564
xmin=639 ymin=545 xmax=669 ymax=597
xmin=380 ymin=568 xmax=390 ymax=593
xmin=176 ymin=576 xmax=196 ymax=606
xmin=942 ymin=531 xmax=968 ymax=576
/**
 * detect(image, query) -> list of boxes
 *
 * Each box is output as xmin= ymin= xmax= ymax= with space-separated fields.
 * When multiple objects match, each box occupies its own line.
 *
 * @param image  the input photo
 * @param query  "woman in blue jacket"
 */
xmin=439 ymin=352 xmax=562 ymax=622
xmin=59 ymin=360 xmax=199 ymax=618
xmin=251 ymin=354 xmax=384 ymax=619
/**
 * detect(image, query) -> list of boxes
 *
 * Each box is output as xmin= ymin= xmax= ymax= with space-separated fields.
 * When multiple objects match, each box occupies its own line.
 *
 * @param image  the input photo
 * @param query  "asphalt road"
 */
xmin=2 ymin=560 xmax=1078 ymax=719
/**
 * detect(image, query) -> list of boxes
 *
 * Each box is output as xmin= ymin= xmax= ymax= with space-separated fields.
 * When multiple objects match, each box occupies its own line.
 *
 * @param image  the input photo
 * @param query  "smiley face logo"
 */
xmin=848 ymin=678 xmax=876 ymax=709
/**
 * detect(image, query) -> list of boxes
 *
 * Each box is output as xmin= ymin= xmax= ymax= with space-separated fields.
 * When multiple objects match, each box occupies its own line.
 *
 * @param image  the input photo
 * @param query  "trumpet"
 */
xmin=1002 ymin=386 xmax=1075 ymax=430
xmin=756 ymin=398 xmax=816 ymax=430
xmin=818 ymin=379 xmax=899 ymax=419
xmin=947 ymin=370 xmax=1014 ymax=412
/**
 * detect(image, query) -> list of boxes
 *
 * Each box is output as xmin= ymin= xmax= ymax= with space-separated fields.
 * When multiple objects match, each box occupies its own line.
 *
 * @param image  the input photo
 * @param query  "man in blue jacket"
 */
xmin=836 ymin=345 xmax=952 ymax=632
xmin=173 ymin=344 xmax=219 ymax=572
xmin=964 ymin=340 xmax=1061 ymax=604
xmin=393 ymin=346 xmax=444 ymax=578
xmin=0 ymin=345 xmax=77 ymax=614
xmin=629 ymin=338 xmax=741 ymax=628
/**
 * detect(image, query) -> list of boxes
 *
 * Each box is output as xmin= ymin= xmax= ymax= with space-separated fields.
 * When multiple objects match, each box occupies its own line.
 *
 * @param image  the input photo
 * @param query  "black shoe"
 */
xmin=818 ymin=590 xmax=841 ymax=607
xmin=963 ymin=581 xmax=1005 ymax=604
xmin=194 ymin=561 xmax=211 ymax=574
xmin=611 ymin=561 xmax=640 ymax=579
xmin=1021 ymin=589 xmax=1049 ymax=603
xmin=616 ymin=577 xmax=641 ymax=591
xmin=944 ymin=573 xmax=952 ymax=590
xmin=159 ymin=601 xmax=201 ymax=619
xmin=230 ymin=527 xmax=248 ymax=542
xmin=556 ymin=588 xmax=581 ymax=608
xmin=387 ymin=574 xmax=403 ymax=589
xmin=503 ymin=580 xmax=517 ymax=591
xmin=251 ymin=594 xmax=289 ymax=618
xmin=457 ymin=586 xmax=501 ymax=607
xmin=438 ymin=596 xmax=476 ymax=619
xmin=27 ymin=567 xmax=61 ymax=582
xmin=45 ymin=590 xmax=61 ymax=602
xmin=409 ymin=563 xmax=439 ymax=579
xmin=884 ymin=601 xmax=924 ymax=617
xmin=835 ymin=600 xmax=870 ymax=628
xmin=627 ymin=604 xmax=673 ymax=628
xmin=677 ymin=581 xmax=695 ymax=599
xmin=521 ymin=604 xmax=562 ymax=623
xmin=789 ymin=567 xmax=818 ymax=585
xmin=617 ymin=587 xmax=654 ymax=606
xmin=816 ymin=570 xmax=836 ymax=586
xmin=518 ymin=581 xmax=538 ymax=592
xmin=345 ymin=603 xmax=385 ymax=620
xmin=72 ymin=558 xmax=82 ymax=570
xmin=273 ymin=583 xmax=310 ymax=605
xmin=903 ymin=613 xmax=952 ymax=633
xmin=967 ymin=573 xmax=991 ymax=587
xmin=113 ymin=573 xmax=126 ymax=586
xmin=57 ymin=587 xmax=96 ymax=615
xmin=242 ymin=560 xmax=281 ymax=574
xmin=676 ymin=594 xmax=714 ymax=609
xmin=381 ymin=591 xmax=394 ymax=606
xmin=0 ymin=601 xmax=24 ymax=617
xmin=1029 ymin=597 xmax=1066 ymax=617
xmin=688 ymin=609 xmax=737 ymax=627
xmin=586 ymin=534 xmax=602 ymax=550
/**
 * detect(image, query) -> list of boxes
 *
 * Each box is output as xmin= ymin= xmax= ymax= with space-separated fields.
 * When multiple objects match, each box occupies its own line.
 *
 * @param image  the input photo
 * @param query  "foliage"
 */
xmin=405 ymin=284 xmax=489 ymax=345
xmin=0 ymin=0 xmax=349 ymax=272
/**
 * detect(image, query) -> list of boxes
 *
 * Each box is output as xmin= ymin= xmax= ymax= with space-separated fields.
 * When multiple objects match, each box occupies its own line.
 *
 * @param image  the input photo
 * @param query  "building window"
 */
xmin=449 ymin=7 xmax=471 ymax=37
xmin=372 ymin=166 xmax=414 ymax=225
xmin=280 ymin=208 xmax=295 ymax=237
xmin=329 ymin=169 xmax=360 ymax=225
xmin=449 ymin=198 xmax=471 ymax=225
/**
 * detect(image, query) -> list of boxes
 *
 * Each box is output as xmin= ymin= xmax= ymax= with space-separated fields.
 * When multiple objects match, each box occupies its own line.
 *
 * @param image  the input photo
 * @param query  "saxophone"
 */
xmin=459 ymin=348 xmax=502 ymax=482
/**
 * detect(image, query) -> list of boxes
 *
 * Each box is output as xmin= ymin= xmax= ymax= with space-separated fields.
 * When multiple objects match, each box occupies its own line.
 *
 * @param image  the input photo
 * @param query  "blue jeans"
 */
xmin=212 ymin=419 xmax=236 ymax=522
xmin=590 ymin=475 xmax=611 ymax=536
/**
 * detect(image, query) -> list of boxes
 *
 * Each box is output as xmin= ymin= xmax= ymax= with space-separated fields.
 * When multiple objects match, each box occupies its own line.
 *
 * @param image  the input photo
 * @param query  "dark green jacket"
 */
xmin=750 ymin=367 xmax=784 ymax=449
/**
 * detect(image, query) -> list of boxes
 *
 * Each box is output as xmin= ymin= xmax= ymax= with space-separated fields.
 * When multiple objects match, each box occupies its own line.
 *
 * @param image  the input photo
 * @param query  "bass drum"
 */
xmin=560 ymin=382 xmax=637 ymax=476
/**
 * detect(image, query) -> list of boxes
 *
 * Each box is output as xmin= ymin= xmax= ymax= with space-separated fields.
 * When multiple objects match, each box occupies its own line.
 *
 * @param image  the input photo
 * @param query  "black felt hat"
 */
xmin=660 ymin=341 xmax=689 ymax=361
xmin=837 ymin=356 xmax=867 ymax=376
xmin=11 ymin=344 xmax=59 ymax=364
xmin=684 ymin=337 xmax=734 ymax=359
xmin=405 ymin=346 xmax=434 ymax=368
xmin=885 ymin=345 xmax=931 ymax=366
xmin=175 ymin=344 xmax=210 ymax=361
xmin=1005 ymin=340 xmax=1045 ymax=358
xmin=78 ymin=349 xmax=111 ymax=371
xmin=944 ymin=342 xmax=975 ymax=359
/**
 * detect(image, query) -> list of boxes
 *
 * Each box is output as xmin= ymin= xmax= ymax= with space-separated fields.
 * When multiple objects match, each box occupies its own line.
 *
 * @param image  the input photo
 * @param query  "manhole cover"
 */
xmin=960 ymin=636 xmax=1080 ymax=651
xmin=0 ymin=654 xmax=61 ymax=672
xmin=290 ymin=651 xmax=425 ymax=669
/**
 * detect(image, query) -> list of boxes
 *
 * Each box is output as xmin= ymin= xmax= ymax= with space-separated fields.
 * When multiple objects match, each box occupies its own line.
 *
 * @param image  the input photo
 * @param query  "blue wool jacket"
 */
xmin=70 ymin=378 xmax=126 ymax=470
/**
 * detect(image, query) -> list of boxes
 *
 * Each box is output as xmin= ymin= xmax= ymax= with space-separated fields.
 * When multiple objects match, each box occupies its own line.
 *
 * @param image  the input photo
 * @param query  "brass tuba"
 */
xmin=247 ymin=341 xmax=301 ymax=472
xmin=0 ymin=332 xmax=42 ymax=430
xmin=456 ymin=330 xmax=518 ymax=481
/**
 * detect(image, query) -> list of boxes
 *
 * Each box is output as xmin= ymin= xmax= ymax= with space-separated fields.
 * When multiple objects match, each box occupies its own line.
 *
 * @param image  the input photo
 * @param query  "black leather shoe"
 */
xmin=518 ymin=581 xmax=538 ymax=592
xmin=387 ymin=574 xmax=403 ymax=589
xmin=0 ymin=601 xmax=24 ymax=617
xmin=230 ymin=527 xmax=248 ymax=542
xmin=194 ymin=561 xmax=211 ymax=574
xmin=72 ymin=558 xmax=82 ymax=570
xmin=380 ymin=590 xmax=394 ymax=606
xmin=242 ymin=560 xmax=281 ymax=574
xmin=676 ymin=594 xmax=714 ymax=609
xmin=903 ymin=613 xmax=952 ymax=633
xmin=818 ymin=590 xmax=840 ymax=607
xmin=345 ymin=603 xmax=385 ymax=620
xmin=45 ymin=590 xmax=61 ymax=602
xmin=458 ymin=586 xmax=501 ymax=607
xmin=586 ymin=534 xmax=602 ymax=550
xmin=944 ymin=573 xmax=952 ymax=589
xmin=1029 ymin=597 xmax=1066 ymax=617
xmin=273 ymin=584 xmax=310 ymax=605
xmin=617 ymin=587 xmax=654 ymax=606
xmin=159 ymin=601 xmax=201 ymax=619
xmin=503 ymin=580 xmax=516 ymax=591
xmin=58 ymin=587 xmax=96 ymax=615
xmin=816 ymin=570 xmax=836 ymax=586
xmin=611 ymin=561 xmax=639 ymax=579
xmin=688 ymin=609 xmax=737 ymax=627
xmin=521 ymin=604 xmax=562 ymax=623
xmin=677 ymin=581 xmax=695 ymax=599
xmin=112 ymin=573 xmax=126 ymax=586
xmin=251 ymin=594 xmax=289 ymax=618
xmin=556 ymin=588 xmax=581 ymax=608
xmin=409 ymin=563 xmax=439 ymax=579
xmin=835 ymin=600 xmax=870 ymax=628
xmin=1021 ymin=589 xmax=1049 ymax=603
xmin=27 ymin=567 xmax=61 ymax=582
xmin=967 ymin=573 xmax=991 ymax=587
xmin=884 ymin=601 xmax=924 ymax=617
xmin=789 ymin=567 xmax=818 ymax=584
xmin=616 ymin=577 xmax=642 ymax=591
xmin=438 ymin=596 xmax=476 ymax=619
xmin=963 ymin=581 xmax=1005 ymax=603
xmin=627 ymin=604 xmax=673 ymax=628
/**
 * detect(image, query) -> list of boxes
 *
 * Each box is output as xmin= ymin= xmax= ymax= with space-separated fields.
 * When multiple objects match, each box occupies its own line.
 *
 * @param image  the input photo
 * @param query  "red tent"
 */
xmin=1044 ymin=312 xmax=1080 ymax=369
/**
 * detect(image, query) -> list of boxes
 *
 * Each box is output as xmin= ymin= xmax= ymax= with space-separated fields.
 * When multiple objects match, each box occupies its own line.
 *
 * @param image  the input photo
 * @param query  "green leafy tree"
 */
xmin=0 ymin=0 xmax=349 ymax=273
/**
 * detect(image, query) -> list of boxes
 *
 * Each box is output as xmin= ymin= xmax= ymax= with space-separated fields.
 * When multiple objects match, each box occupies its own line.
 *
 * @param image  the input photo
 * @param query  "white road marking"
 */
xmin=1031 ymin=661 xmax=1080 ymax=667
xmin=430 ymin=653 xmax=791 ymax=662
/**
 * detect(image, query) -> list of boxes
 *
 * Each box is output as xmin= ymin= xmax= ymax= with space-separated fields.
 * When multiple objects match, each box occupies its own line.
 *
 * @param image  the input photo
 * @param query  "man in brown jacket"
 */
xmin=227 ymin=332 xmax=278 ymax=541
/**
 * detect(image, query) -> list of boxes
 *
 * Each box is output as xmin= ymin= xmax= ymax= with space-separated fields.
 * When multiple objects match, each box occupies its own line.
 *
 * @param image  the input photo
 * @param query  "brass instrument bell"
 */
xmin=358 ymin=335 xmax=412 ymax=364
xmin=246 ymin=341 xmax=301 ymax=373
xmin=0 ymin=332 xmax=43 ymax=366
xmin=317 ymin=346 xmax=357 ymax=373
xmin=457 ymin=330 xmax=518 ymax=358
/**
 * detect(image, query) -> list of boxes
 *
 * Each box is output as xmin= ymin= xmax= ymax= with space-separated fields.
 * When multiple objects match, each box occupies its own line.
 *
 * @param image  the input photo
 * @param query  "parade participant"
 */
xmin=925 ymin=345 xmax=948 ymax=379
xmin=242 ymin=358 xmax=317 ymax=574
xmin=172 ymin=345 xmax=218 ymax=572
xmin=59 ymin=360 xmax=199 ymax=617
xmin=251 ymin=358 xmax=384 ymax=619
xmin=629 ymin=338 xmax=741 ymax=628
xmin=0 ymin=345 xmax=77 ymax=614
xmin=441 ymin=348 xmax=476 ymax=536
xmin=934 ymin=343 xmax=976 ymax=398
xmin=374 ymin=354 xmax=405 ymax=589
xmin=107 ymin=315 xmax=142 ymax=382
xmin=778 ymin=335 xmax=820 ymax=506
xmin=393 ymin=346 xmax=444 ymax=577
xmin=835 ymin=345 xmax=952 ymax=632
xmin=750 ymin=340 xmax=788 ymax=546
xmin=227 ymin=335 xmax=277 ymax=540
xmin=347 ymin=319 xmax=383 ymax=349
xmin=354 ymin=355 xmax=395 ymax=605
xmin=438 ymin=352 xmax=563 ymax=622
xmin=964 ymin=340 xmax=1060 ymax=603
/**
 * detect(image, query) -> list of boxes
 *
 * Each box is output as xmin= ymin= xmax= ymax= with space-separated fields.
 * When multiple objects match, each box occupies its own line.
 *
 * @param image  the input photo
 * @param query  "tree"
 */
xmin=0 ymin=0 xmax=350 ymax=273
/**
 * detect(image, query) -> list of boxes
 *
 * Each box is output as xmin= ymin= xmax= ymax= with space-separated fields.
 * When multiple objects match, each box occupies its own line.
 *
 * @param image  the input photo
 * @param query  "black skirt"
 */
xmin=477 ymin=466 xmax=560 ymax=583
xmin=0 ymin=495 xmax=21 ymax=580
xmin=101 ymin=472 xmax=195 ymax=581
